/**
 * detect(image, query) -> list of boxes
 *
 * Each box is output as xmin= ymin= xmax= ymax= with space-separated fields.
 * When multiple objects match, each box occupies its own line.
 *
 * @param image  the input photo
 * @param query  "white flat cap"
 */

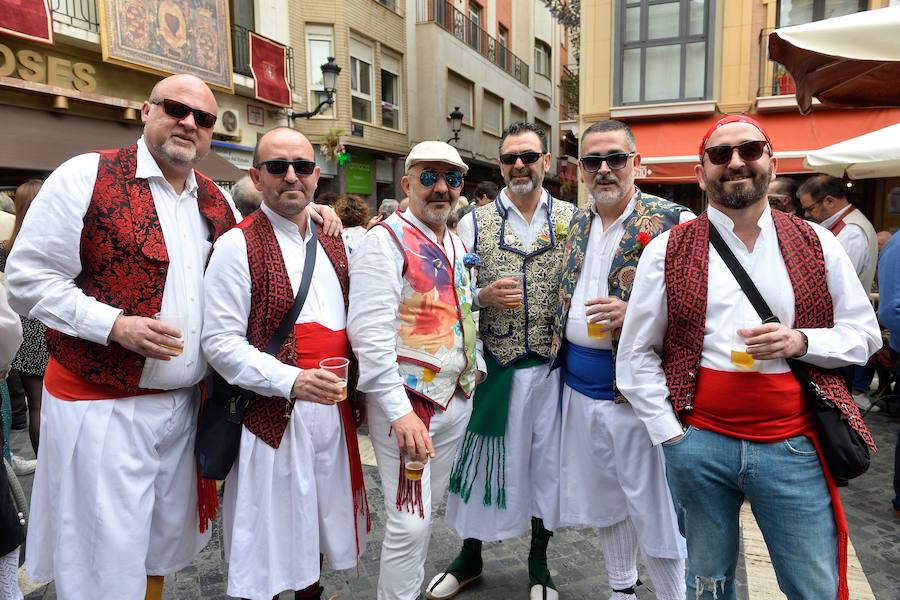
xmin=405 ymin=141 xmax=469 ymax=174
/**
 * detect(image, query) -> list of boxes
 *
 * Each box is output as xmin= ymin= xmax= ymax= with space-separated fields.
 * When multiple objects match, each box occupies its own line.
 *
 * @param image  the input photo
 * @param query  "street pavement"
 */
xmin=11 ymin=405 xmax=900 ymax=599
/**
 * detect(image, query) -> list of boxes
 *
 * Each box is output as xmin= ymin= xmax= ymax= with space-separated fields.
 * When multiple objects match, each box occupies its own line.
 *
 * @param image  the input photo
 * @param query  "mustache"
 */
xmin=721 ymin=169 xmax=753 ymax=181
xmin=510 ymin=167 xmax=531 ymax=177
xmin=427 ymin=191 xmax=450 ymax=203
xmin=593 ymin=174 xmax=618 ymax=185
xmin=279 ymin=184 xmax=308 ymax=194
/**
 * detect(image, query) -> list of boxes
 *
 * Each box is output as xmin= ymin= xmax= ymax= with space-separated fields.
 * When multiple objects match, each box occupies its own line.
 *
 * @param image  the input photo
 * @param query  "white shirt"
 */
xmin=348 ymin=211 xmax=484 ymax=422
xmin=564 ymin=193 xmax=694 ymax=349
xmin=819 ymin=205 xmax=870 ymax=277
xmin=0 ymin=281 xmax=23 ymax=370
xmin=202 ymin=204 xmax=345 ymax=401
xmin=6 ymin=137 xmax=239 ymax=391
xmin=457 ymin=188 xmax=550 ymax=253
xmin=616 ymin=204 xmax=882 ymax=445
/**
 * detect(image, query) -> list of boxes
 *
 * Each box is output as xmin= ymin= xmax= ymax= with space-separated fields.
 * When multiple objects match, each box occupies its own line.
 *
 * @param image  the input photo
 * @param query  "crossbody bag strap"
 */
xmin=265 ymin=219 xmax=318 ymax=355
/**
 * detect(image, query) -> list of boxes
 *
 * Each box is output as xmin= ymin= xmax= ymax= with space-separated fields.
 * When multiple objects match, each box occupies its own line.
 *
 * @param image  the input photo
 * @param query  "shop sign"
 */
xmin=345 ymin=153 xmax=373 ymax=195
xmin=0 ymin=41 xmax=97 ymax=91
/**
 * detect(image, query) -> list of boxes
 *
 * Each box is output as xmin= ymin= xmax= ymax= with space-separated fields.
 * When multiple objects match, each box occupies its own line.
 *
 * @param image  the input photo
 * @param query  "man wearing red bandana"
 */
xmin=202 ymin=127 xmax=367 ymax=600
xmin=617 ymin=115 xmax=882 ymax=600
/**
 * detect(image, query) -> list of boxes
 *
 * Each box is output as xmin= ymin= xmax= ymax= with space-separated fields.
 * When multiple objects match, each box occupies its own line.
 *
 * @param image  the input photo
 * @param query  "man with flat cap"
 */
xmin=348 ymin=141 xmax=484 ymax=600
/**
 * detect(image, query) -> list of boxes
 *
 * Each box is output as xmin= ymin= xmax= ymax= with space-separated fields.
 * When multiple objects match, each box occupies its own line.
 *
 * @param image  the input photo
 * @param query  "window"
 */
xmin=498 ymin=24 xmax=509 ymax=70
xmin=534 ymin=40 xmax=551 ymax=78
xmin=483 ymin=90 xmax=503 ymax=136
xmin=535 ymin=119 xmax=552 ymax=154
xmin=350 ymin=37 xmax=374 ymax=123
xmin=776 ymin=0 xmax=866 ymax=26
xmin=510 ymin=103 xmax=527 ymax=124
xmin=617 ymin=0 xmax=711 ymax=105
xmin=381 ymin=52 xmax=402 ymax=130
xmin=230 ymin=0 xmax=254 ymax=30
xmin=447 ymin=71 xmax=474 ymax=127
xmin=467 ymin=2 xmax=482 ymax=52
xmin=306 ymin=25 xmax=335 ymax=118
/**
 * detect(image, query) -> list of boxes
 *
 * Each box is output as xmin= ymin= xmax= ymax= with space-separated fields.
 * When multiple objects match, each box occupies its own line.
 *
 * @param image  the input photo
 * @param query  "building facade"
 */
xmin=578 ymin=0 xmax=900 ymax=231
xmin=407 ymin=0 xmax=567 ymax=198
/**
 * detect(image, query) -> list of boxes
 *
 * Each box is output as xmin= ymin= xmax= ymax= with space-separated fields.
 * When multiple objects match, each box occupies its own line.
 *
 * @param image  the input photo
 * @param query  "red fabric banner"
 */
xmin=249 ymin=31 xmax=291 ymax=107
xmin=0 ymin=0 xmax=53 ymax=45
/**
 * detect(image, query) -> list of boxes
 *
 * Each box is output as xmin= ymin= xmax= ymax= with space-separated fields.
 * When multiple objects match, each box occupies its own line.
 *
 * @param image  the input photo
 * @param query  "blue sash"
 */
xmin=563 ymin=343 xmax=615 ymax=400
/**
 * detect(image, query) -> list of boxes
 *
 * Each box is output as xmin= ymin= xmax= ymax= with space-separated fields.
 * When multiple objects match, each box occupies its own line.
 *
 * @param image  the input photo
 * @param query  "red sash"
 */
xmin=44 ymin=357 xmax=163 ymax=400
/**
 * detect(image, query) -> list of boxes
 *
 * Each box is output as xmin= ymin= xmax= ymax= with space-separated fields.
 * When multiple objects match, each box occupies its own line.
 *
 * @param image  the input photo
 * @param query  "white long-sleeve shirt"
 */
xmin=820 ymin=205 xmax=870 ymax=277
xmin=348 ymin=210 xmax=483 ymax=422
xmin=616 ymin=204 xmax=882 ymax=445
xmin=6 ymin=137 xmax=239 ymax=391
xmin=202 ymin=204 xmax=345 ymax=401
xmin=0 ymin=281 xmax=23 ymax=371
xmin=564 ymin=193 xmax=694 ymax=350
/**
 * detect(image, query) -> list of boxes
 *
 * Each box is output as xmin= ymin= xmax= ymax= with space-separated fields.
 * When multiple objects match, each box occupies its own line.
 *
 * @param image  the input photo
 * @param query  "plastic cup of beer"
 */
xmin=586 ymin=317 xmax=610 ymax=340
xmin=730 ymin=320 xmax=758 ymax=371
xmin=153 ymin=312 xmax=185 ymax=356
xmin=319 ymin=357 xmax=349 ymax=401
xmin=500 ymin=270 xmax=524 ymax=308
xmin=404 ymin=456 xmax=425 ymax=481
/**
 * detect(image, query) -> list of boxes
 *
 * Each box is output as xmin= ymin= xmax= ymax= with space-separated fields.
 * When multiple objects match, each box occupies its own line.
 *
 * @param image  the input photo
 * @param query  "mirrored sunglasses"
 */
xmin=499 ymin=151 xmax=544 ymax=166
xmin=258 ymin=159 xmax=317 ymax=176
xmin=150 ymin=98 xmax=217 ymax=129
xmin=580 ymin=152 xmax=635 ymax=173
xmin=419 ymin=169 xmax=463 ymax=189
xmin=704 ymin=140 xmax=769 ymax=166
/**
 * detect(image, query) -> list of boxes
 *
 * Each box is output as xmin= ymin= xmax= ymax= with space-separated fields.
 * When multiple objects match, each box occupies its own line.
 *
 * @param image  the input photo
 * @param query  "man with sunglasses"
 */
xmin=617 ymin=115 xmax=880 ymax=600
xmin=545 ymin=120 xmax=691 ymax=600
xmin=202 ymin=127 xmax=366 ymax=600
xmin=4 ymin=74 xmax=239 ymax=599
xmin=428 ymin=122 xmax=573 ymax=600
xmin=797 ymin=174 xmax=878 ymax=294
xmin=348 ymin=141 xmax=483 ymax=600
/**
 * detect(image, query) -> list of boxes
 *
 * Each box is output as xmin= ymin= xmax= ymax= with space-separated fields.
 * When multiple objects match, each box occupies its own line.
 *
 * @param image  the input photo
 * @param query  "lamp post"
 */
xmin=289 ymin=56 xmax=341 ymax=120
xmin=447 ymin=106 xmax=464 ymax=144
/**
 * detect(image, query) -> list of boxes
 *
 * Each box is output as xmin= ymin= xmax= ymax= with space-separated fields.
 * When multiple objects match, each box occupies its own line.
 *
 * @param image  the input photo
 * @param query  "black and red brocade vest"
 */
xmin=661 ymin=210 xmax=876 ymax=452
xmin=238 ymin=211 xmax=351 ymax=448
xmin=45 ymin=145 xmax=236 ymax=392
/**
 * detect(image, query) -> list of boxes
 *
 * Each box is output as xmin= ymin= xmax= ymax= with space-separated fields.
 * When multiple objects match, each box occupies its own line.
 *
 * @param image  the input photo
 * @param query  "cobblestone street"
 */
xmin=13 ymin=408 xmax=899 ymax=599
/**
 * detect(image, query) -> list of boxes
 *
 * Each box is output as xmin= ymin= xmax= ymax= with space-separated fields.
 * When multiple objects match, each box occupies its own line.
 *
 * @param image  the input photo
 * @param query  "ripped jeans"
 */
xmin=662 ymin=426 xmax=837 ymax=600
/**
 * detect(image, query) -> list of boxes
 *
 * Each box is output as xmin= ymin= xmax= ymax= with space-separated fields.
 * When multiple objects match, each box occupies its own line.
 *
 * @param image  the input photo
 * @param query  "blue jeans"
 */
xmin=662 ymin=426 xmax=837 ymax=600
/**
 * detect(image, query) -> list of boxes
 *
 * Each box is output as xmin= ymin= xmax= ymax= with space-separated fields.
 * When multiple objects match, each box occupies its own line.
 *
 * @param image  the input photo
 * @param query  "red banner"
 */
xmin=0 ymin=0 xmax=53 ymax=45
xmin=249 ymin=31 xmax=291 ymax=107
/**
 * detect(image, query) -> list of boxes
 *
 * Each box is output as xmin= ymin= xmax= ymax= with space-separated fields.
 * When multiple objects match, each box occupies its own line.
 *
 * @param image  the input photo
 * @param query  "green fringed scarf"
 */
xmin=448 ymin=352 xmax=546 ymax=508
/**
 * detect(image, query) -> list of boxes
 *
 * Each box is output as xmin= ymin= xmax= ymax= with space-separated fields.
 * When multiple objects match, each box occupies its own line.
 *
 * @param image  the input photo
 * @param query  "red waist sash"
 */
xmin=683 ymin=367 xmax=812 ymax=442
xmin=293 ymin=322 xmax=351 ymax=368
xmin=45 ymin=357 xmax=163 ymax=400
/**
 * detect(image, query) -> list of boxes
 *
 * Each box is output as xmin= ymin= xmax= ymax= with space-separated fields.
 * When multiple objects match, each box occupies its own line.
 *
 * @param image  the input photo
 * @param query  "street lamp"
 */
xmin=447 ymin=106 xmax=464 ymax=144
xmin=289 ymin=56 xmax=341 ymax=120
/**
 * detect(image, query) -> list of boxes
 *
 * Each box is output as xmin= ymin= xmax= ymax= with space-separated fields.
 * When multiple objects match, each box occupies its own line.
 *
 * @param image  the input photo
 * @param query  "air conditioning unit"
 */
xmin=213 ymin=108 xmax=241 ymax=140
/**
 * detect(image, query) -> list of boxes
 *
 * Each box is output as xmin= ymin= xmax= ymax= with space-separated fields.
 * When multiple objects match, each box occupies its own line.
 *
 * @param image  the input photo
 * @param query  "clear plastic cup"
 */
xmin=153 ymin=312 xmax=185 ymax=356
xmin=319 ymin=357 xmax=349 ymax=401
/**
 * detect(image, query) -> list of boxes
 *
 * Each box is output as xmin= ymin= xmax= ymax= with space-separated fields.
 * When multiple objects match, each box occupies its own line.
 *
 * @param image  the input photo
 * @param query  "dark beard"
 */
xmin=706 ymin=166 xmax=771 ymax=209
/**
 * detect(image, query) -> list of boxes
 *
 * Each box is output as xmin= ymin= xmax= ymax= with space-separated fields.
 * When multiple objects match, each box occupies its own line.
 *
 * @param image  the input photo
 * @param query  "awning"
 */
xmin=768 ymin=7 xmax=900 ymax=114
xmin=0 ymin=104 xmax=245 ymax=182
xmin=805 ymin=122 xmax=900 ymax=179
xmin=628 ymin=108 xmax=900 ymax=184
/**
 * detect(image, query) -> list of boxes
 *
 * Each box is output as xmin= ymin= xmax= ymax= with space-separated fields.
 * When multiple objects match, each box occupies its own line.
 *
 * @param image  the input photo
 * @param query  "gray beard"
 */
xmin=508 ymin=177 xmax=537 ymax=195
xmin=152 ymin=137 xmax=199 ymax=166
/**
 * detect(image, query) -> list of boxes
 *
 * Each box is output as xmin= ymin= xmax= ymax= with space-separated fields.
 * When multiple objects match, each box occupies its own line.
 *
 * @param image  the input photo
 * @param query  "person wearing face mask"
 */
xmin=428 ymin=122 xmax=574 ymax=600
xmin=547 ymin=120 xmax=692 ymax=600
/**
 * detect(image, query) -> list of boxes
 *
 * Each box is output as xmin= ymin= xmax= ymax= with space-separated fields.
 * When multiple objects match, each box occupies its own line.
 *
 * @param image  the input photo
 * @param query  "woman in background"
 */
xmin=335 ymin=195 xmax=370 ymax=254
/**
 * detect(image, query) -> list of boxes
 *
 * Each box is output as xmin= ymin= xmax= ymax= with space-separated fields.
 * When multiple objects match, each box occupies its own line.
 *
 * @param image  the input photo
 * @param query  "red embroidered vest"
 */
xmin=238 ymin=211 xmax=351 ymax=448
xmin=661 ymin=211 xmax=875 ymax=452
xmin=45 ymin=145 xmax=236 ymax=392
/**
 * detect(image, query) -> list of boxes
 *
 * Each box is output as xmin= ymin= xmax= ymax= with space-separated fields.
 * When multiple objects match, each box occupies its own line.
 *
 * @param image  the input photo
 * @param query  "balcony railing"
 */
xmin=231 ymin=24 xmax=295 ymax=89
xmin=757 ymin=27 xmax=796 ymax=97
xmin=51 ymin=0 xmax=99 ymax=33
xmin=416 ymin=0 xmax=529 ymax=87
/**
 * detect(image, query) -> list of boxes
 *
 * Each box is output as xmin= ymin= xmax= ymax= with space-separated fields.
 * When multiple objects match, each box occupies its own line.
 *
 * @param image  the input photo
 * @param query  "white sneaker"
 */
xmin=11 ymin=454 xmax=36 ymax=476
xmin=853 ymin=393 xmax=880 ymax=412
xmin=425 ymin=571 xmax=480 ymax=600
xmin=530 ymin=584 xmax=559 ymax=600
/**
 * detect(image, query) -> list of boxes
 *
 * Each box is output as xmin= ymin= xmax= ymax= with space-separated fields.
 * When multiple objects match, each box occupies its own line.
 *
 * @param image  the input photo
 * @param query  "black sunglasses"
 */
xmin=704 ymin=140 xmax=769 ymax=166
xmin=580 ymin=152 xmax=635 ymax=173
xmin=499 ymin=151 xmax=544 ymax=166
xmin=150 ymin=98 xmax=217 ymax=129
xmin=258 ymin=159 xmax=317 ymax=176
xmin=419 ymin=169 xmax=463 ymax=189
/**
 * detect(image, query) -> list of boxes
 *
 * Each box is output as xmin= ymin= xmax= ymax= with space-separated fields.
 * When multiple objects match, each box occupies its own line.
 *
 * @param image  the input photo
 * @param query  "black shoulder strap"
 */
xmin=264 ymin=220 xmax=318 ymax=355
xmin=707 ymin=222 xmax=780 ymax=325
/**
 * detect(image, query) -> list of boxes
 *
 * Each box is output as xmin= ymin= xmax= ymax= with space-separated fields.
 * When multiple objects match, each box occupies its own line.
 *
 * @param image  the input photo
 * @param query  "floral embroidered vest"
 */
xmin=45 ymin=145 xmax=236 ymax=392
xmin=239 ymin=211 xmax=350 ymax=448
xmin=473 ymin=192 xmax=574 ymax=367
xmin=378 ymin=212 xmax=478 ymax=409
xmin=662 ymin=211 xmax=875 ymax=452
xmin=549 ymin=191 xmax=686 ymax=401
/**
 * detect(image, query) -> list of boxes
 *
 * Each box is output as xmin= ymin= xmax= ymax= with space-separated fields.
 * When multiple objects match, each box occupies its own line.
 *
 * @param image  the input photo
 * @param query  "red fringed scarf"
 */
xmin=395 ymin=390 xmax=438 ymax=518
